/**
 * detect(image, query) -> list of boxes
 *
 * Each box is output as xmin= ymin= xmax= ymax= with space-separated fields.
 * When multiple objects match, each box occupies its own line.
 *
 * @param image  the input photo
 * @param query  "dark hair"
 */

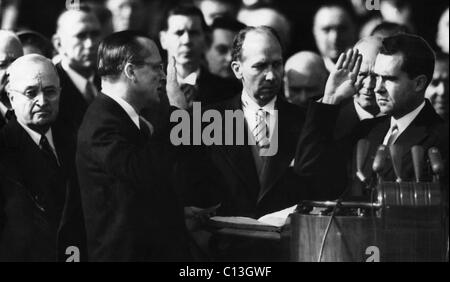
xmin=161 ymin=4 xmax=209 ymax=32
xmin=231 ymin=26 xmax=282 ymax=62
xmin=314 ymin=0 xmax=357 ymax=24
xmin=97 ymin=30 xmax=151 ymax=79
xmin=371 ymin=22 xmax=411 ymax=38
xmin=380 ymin=34 xmax=435 ymax=86
xmin=16 ymin=30 xmax=54 ymax=59
xmin=210 ymin=17 xmax=246 ymax=33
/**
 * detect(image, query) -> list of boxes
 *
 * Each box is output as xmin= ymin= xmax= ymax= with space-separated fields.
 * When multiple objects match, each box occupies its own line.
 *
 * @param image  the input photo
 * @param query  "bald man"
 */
xmin=0 ymin=30 xmax=23 ymax=128
xmin=0 ymin=54 xmax=85 ymax=261
xmin=52 ymin=6 xmax=102 ymax=130
xmin=284 ymin=51 xmax=328 ymax=107
xmin=238 ymin=6 xmax=291 ymax=52
xmin=334 ymin=36 xmax=384 ymax=141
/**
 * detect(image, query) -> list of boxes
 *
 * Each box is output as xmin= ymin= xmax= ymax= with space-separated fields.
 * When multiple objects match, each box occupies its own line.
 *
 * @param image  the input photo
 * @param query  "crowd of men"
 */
xmin=0 ymin=0 xmax=448 ymax=262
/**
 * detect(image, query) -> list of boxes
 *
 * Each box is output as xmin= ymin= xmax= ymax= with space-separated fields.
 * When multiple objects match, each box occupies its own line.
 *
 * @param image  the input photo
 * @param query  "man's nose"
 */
xmin=180 ymin=31 xmax=191 ymax=44
xmin=225 ymin=51 xmax=232 ymax=64
xmin=435 ymin=81 xmax=446 ymax=96
xmin=374 ymin=78 xmax=385 ymax=94
xmin=366 ymin=74 xmax=377 ymax=89
xmin=121 ymin=6 xmax=132 ymax=18
xmin=265 ymin=68 xmax=275 ymax=81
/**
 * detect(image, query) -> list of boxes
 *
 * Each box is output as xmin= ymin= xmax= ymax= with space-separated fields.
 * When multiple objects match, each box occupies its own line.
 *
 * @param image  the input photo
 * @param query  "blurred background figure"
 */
xmin=283 ymin=51 xmax=328 ymax=108
xmin=205 ymin=16 xmax=246 ymax=79
xmin=370 ymin=21 xmax=411 ymax=38
xmin=313 ymin=1 xmax=357 ymax=72
xmin=16 ymin=30 xmax=54 ymax=58
xmin=0 ymin=29 xmax=23 ymax=128
xmin=52 ymin=6 xmax=102 ymax=131
xmin=237 ymin=5 xmax=291 ymax=53
xmin=436 ymin=7 xmax=449 ymax=54
xmin=426 ymin=52 xmax=449 ymax=121
xmin=86 ymin=0 xmax=114 ymax=38
xmin=379 ymin=0 xmax=415 ymax=31
xmin=194 ymin=0 xmax=241 ymax=26
xmin=105 ymin=0 xmax=147 ymax=32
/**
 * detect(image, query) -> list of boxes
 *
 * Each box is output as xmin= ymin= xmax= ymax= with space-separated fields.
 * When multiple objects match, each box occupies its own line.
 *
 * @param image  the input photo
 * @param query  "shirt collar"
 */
xmin=390 ymin=101 xmax=426 ymax=134
xmin=61 ymin=59 xmax=95 ymax=94
xmin=103 ymin=91 xmax=141 ymax=129
xmin=241 ymin=90 xmax=277 ymax=113
xmin=353 ymin=99 xmax=385 ymax=120
xmin=17 ymin=120 xmax=56 ymax=151
xmin=178 ymin=69 xmax=201 ymax=86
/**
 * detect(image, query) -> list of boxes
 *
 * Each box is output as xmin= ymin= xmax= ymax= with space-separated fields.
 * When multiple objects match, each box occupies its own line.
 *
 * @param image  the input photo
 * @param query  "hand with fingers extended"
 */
xmin=166 ymin=56 xmax=188 ymax=109
xmin=323 ymin=49 xmax=363 ymax=105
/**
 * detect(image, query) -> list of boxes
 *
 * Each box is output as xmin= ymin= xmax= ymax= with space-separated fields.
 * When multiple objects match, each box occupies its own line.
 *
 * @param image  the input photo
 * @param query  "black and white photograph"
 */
xmin=0 ymin=0 xmax=448 ymax=272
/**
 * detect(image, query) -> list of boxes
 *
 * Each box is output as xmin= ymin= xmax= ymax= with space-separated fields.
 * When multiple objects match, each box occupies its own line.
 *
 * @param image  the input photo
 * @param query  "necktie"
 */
xmin=4 ymin=109 xmax=14 ymax=122
xmin=384 ymin=124 xmax=399 ymax=147
xmin=253 ymin=109 xmax=270 ymax=149
xmin=180 ymin=84 xmax=198 ymax=108
xmin=39 ymin=135 xmax=59 ymax=167
xmin=84 ymin=80 xmax=97 ymax=104
xmin=139 ymin=116 xmax=153 ymax=140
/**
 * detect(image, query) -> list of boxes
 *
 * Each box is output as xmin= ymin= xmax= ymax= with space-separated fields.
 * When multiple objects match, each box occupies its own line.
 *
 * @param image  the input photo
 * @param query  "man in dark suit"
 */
xmin=296 ymin=34 xmax=449 ymax=199
xmin=159 ymin=4 xmax=241 ymax=108
xmin=52 ymin=6 xmax=102 ymax=131
xmin=0 ymin=30 xmax=23 ymax=128
xmin=0 ymin=54 xmax=85 ymax=261
xmin=175 ymin=26 xmax=315 ymax=261
xmin=76 ymin=31 xmax=190 ymax=261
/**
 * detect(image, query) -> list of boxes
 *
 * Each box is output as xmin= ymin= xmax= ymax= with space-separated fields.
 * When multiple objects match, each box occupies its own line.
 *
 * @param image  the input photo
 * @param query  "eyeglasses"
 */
xmin=8 ymin=87 xmax=61 ymax=101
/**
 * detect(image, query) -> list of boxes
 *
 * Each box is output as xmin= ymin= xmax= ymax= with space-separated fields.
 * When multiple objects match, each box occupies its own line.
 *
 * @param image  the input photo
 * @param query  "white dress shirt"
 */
xmin=18 ymin=120 xmax=59 ymax=161
xmin=241 ymin=91 xmax=277 ymax=142
xmin=382 ymin=101 xmax=426 ymax=145
xmin=61 ymin=59 xmax=98 ymax=99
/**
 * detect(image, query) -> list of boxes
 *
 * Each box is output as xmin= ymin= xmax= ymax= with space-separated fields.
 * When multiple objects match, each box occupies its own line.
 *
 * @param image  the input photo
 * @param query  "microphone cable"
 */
xmin=317 ymin=187 xmax=350 ymax=262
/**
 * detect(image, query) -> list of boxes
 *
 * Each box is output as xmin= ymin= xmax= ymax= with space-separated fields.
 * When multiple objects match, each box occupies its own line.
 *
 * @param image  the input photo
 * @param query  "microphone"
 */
xmin=390 ymin=145 xmax=403 ymax=183
xmin=356 ymin=139 xmax=370 ymax=183
xmin=428 ymin=147 xmax=444 ymax=181
xmin=372 ymin=145 xmax=388 ymax=183
xmin=411 ymin=146 xmax=425 ymax=183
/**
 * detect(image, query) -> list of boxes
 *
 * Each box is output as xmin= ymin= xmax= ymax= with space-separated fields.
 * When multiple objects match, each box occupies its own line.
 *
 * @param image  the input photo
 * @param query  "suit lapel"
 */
xmin=214 ymin=95 xmax=260 ymax=193
xmin=257 ymin=99 xmax=298 ymax=202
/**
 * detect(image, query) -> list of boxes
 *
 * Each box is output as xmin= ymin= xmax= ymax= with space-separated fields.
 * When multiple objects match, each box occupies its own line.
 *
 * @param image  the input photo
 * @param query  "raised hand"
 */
xmin=166 ymin=56 xmax=188 ymax=109
xmin=323 ymin=49 xmax=363 ymax=105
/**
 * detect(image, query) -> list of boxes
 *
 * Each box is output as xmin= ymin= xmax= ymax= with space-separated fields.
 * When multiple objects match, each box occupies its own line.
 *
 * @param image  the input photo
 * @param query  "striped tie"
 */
xmin=384 ymin=124 xmax=399 ymax=147
xmin=253 ymin=109 xmax=270 ymax=148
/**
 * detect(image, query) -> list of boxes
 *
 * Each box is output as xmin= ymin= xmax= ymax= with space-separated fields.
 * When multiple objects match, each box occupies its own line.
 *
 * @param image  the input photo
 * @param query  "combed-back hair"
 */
xmin=231 ymin=26 xmax=282 ymax=62
xmin=380 ymin=33 xmax=435 ymax=86
xmin=97 ymin=30 xmax=151 ymax=79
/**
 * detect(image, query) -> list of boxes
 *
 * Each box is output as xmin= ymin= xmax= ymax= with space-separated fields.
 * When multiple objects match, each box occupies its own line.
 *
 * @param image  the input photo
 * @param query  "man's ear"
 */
xmin=414 ymin=74 xmax=428 ymax=92
xmin=52 ymin=34 xmax=62 ymax=53
xmin=124 ymin=63 xmax=137 ymax=83
xmin=159 ymin=31 xmax=168 ymax=50
xmin=231 ymin=61 xmax=242 ymax=80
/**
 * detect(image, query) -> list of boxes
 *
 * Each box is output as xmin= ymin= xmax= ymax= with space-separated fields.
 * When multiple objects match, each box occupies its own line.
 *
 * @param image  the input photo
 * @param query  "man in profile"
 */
xmin=76 ymin=31 xmax=190 ymax=261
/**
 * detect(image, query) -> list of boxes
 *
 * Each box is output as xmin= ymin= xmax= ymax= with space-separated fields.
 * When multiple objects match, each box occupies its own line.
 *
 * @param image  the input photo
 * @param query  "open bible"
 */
xmin=208 ymin=205 xmax=297 ymax=233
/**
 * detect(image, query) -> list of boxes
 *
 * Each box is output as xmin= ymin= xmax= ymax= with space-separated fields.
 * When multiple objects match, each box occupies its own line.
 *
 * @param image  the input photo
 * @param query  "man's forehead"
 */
xmin=315 ymin=7 xmax=349 ymax=26
xmin=10 ymin=68 xmax=59 ymax=88
xmin=168 ymin=15 xmax=203 ymax=30
xmin=374 ymin=53 xmax=404 ymax=74
xmin=60 ymin=12 xmax=100 ymax=33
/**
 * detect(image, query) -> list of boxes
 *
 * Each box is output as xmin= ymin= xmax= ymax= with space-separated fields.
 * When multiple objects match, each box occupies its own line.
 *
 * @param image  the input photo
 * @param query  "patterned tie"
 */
xmin=253 ymin=109 xmax=270 ymax=149
xmin=384 ymin=124 xmax=399 ymax=147
xmin=4 ymin=109 xmax=14 ymax=122
xmin=39 ymin=135 xmax=59 ymax=167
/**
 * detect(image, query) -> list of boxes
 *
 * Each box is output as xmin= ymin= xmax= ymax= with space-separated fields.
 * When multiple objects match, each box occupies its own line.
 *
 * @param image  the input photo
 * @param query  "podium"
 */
xmin=284 ymin=182 xmax=448 ymax=262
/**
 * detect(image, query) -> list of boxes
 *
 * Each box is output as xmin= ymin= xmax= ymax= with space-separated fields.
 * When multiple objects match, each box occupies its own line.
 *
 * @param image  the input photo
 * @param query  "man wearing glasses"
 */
xmin=0 ymin=54 xmax=85 ymax=261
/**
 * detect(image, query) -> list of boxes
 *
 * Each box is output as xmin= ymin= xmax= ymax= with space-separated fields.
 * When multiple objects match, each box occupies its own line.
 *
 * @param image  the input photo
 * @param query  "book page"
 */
xmin=257 ymin=205 xmax=297 ymax=227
